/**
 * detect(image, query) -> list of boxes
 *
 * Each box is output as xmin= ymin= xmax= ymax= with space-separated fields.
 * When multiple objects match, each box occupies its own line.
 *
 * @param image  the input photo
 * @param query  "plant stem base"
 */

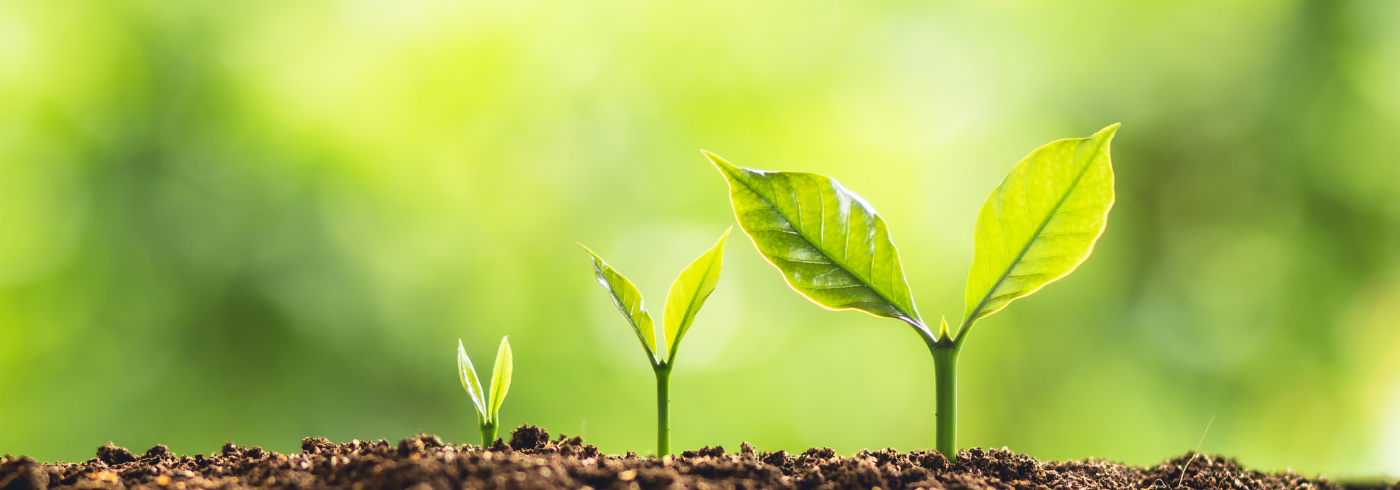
xmin=655 ymin=368 xmax=672 ymax=456
xmin=480 ymin=422 xmax=498 ymax=447
xmin=932 ymin=346 xmax=959 ymax=461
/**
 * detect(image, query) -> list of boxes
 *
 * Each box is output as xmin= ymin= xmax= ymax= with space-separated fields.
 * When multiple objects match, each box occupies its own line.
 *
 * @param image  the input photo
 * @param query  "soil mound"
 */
xmin=0 ymin=426 xmax=1380 ymax=490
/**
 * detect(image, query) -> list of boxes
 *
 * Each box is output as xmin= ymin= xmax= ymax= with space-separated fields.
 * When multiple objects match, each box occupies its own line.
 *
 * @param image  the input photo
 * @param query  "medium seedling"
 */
xmin=705 ymin=124 xmax=1119 ymax=460
xmin=458 ymin=336 xmax=513 ymax=446
xmin=580 ymin=228 xmax=731 ymax=455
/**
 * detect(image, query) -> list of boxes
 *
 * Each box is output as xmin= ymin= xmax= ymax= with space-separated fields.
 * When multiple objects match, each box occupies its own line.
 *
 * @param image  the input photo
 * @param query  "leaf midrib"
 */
xmin=722 ymin=165 xmax=920 ymax=325
xmin=964 ymin=139 xmax=1108 ymax=327
xmin=588 ymin=252 xmax=660 ymax=365
xmin=607 ymin=269 xmax=652 ymax=353
xmin=666 ymin=253 xmax=719 ymax=364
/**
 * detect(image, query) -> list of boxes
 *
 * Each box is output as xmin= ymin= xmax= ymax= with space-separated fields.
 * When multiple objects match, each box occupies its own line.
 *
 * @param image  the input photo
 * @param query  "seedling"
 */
xmin=458 ymin=336 xmax=513 ymax=446
xmin=705 ymin=124 xmax=1119 ymax=460
xmin=580 ymin=228 xmax=731 ymax=455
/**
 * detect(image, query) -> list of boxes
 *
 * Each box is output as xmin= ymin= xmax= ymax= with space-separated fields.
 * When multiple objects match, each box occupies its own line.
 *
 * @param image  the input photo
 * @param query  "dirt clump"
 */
xmin=509 ymin=425 xmax=552 ymax=451
xmin=0 ymin=426 xmax=1377 ymax=490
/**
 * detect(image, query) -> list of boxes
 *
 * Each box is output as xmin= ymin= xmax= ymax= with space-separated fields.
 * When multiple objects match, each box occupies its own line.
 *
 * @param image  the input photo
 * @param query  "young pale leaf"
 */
xmin=457 ymin=340 xmax=488 ymax=419
xmin=488 ymin=336 xmax=512 ymax=419
xmin=581 ymin=245 xmax=659 ymax=363
xmin=963 ymin=123 xmax=1119 ymax=327
xmin=660 ymin=227 xmax=731 ymax=364
xmin=706 ymin=151 xmax=923 ymax=328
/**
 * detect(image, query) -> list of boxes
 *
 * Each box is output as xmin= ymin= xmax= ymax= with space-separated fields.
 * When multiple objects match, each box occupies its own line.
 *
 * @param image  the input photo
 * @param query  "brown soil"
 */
xmin=0 ymin=425 xmax=1389 ymax=490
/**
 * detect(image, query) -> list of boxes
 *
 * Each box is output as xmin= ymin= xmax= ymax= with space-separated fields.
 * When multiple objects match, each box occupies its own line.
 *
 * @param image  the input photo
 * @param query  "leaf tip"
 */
xmin=701 ymin=150 xmax=740 ymax=175
xmin=578 ymin=243 xmax=603 ymax=262
xmin=457 ymin=339 xmax=468 ymax=372
xmin=458 ymin=340 xmax=472 ymax=369
xmin=1097 ymin=122 xmax=1122 ymax=139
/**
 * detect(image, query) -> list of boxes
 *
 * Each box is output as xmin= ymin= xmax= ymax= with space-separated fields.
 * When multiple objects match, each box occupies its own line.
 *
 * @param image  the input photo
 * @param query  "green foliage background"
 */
xmin=3 ymin=0 xmax=1400 ymax=476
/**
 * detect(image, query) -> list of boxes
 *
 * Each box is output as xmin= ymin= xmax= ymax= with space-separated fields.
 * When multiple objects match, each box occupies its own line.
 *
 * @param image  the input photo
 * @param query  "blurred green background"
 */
xmin=3 ymin=0 xmax=1400 ymax=477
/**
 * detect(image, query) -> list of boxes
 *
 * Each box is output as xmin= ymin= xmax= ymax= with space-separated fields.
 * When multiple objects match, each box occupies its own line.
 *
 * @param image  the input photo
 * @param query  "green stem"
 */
xmin=655 ymin=367 xmax=672 ymax=456
xmin=932 ymin=345 xmax=959 ymax=461
xmin=480 ymin=420 xmax=498 ymax=447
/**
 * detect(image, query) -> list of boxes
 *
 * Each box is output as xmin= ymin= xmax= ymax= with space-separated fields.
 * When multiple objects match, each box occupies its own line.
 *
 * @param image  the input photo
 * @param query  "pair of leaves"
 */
xmin=458 ymin=336 xmax=512 ymax=424
xmin=707 ymin=123 xmax=1118 ymax=341
xmin=583 ymin=228 xmax=730 ymax=368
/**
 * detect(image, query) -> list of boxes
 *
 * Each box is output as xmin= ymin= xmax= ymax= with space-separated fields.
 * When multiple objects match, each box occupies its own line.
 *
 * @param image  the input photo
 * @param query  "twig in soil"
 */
xmin=1176 ymin=415 xmax=1215 ymax=489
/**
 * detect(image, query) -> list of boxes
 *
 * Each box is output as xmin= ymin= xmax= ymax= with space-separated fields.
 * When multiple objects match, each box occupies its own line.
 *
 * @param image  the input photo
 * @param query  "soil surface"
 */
xmin=1 ymin=425 xmax=1389 ymax=490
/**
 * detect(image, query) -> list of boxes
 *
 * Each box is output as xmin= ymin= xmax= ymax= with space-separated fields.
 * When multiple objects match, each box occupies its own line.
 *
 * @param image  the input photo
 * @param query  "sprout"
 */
xmin=458 ymin=336 xmax=513 ymax=446
xmin=580 ymin=227 xmax=730 ymax=455
xmin=706 ymin=124 xmax=1119 ymax=460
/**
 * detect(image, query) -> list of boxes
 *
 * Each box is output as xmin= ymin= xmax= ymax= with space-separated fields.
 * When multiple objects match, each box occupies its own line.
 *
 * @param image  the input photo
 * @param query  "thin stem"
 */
xmin=907 ymin=318 xmax=965 ymax=462
xmin=480 ymin=420 xmax=498 ymax=447
xmin=932 ymin=346 xmax=959 ymax=461
xmin=655 ymin=368 xmax=672 ymax=455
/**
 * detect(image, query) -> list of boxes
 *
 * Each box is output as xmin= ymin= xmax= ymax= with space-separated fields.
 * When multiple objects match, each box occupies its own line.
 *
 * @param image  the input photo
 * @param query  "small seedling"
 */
xmin=706 ymin=124 xmax=1119 ymax=460
xmin=458 ymin=336 xmax=513 ymax=446
xmin=580 ymin=228 xmax=731 ymax=455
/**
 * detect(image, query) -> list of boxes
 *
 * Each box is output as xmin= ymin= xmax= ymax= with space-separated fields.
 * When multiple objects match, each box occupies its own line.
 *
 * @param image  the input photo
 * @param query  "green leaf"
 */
xmin=581 ymin=245 xmax=659 ymax=364
xmin=705 ymin=151 xmax=923 ymax=328
xmin=661 ymin=227 xmax=730 ymax=364
xmin=962 ymin=123 xmax=1119 ymax=327
xmin=488 ymin=336 xmax=512 ymax=420
xmin=457 ymin=340 xmax=488 ymax=419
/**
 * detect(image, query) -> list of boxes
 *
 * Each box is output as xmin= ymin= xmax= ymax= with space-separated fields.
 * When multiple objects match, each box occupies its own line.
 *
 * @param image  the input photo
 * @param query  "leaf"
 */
xmin=660 ymin=227 xmax=730 ymax=364
xmin=488 ymin=336 xmax=512 ymax=420
xmin=705 ymin=151 xmax=923 ymax=328
xmin=962 ymin=123 xmax=1119 ymax=327
xmin=457 ymin=340 xmax=488 ymax=419
xmin=581 ymin=245 xmax=659 ymax=364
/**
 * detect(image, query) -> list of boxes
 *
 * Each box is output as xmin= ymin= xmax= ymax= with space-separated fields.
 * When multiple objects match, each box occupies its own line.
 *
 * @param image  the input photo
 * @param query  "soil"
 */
xmin=1 ymin=425 xmax=1391 ymax=490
